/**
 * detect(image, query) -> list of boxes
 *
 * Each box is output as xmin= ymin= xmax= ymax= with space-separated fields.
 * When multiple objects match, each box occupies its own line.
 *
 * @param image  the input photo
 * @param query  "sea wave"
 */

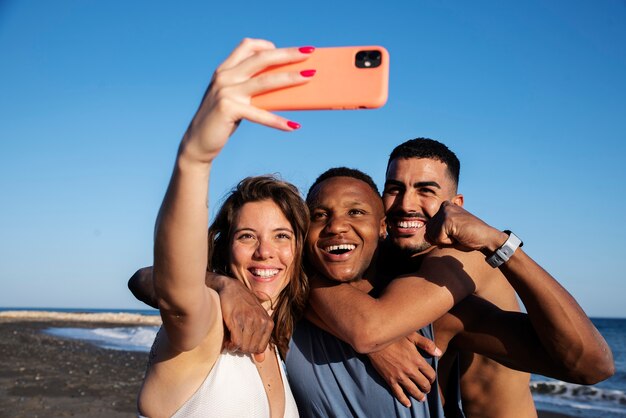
xmin=44 ymin=326 xmax=159 ymax=352
xmin=531 ymin=380 xmax=626 ymax=406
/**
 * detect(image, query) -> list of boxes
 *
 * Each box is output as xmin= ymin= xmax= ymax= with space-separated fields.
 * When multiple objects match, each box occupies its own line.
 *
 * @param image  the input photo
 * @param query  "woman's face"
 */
xmin=229 ymin=200 xmax=296 ymax=307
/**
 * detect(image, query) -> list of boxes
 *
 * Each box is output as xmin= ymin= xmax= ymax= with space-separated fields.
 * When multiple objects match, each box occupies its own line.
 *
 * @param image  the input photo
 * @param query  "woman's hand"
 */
xmin=180 ymin=38 xmax=315 ymax=164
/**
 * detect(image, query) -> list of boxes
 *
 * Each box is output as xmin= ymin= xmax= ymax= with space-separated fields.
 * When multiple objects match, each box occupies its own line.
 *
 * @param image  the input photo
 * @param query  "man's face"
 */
xmin=383 ymin=157 xmax=463 ymax=256
xmin=306 ymin=176 xmax=386 ymax=283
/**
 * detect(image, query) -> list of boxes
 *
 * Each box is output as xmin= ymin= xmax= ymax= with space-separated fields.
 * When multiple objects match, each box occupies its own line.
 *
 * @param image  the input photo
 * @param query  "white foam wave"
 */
xmin=531 ymin=380 xmax=626 ymax=406
xmin=91 ymin=327 xmax=159 ymax=348
xmin=45 ymin=326 xmax=159 ymax=352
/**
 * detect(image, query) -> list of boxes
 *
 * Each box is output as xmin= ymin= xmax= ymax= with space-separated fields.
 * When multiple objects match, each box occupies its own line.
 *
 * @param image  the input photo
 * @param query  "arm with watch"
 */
xmin=307 ymin=201 xmax=614 ymax=383
xmin=425 ymin=201 xmax=614 ymax=383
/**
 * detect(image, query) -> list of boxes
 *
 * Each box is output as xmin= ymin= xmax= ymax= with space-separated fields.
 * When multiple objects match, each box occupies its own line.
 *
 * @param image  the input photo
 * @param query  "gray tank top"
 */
xmin=286 ymin=320 xmax=444 ymax=418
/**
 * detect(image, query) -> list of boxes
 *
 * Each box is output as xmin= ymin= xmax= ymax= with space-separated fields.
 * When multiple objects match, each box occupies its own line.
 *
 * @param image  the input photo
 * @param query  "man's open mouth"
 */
xmin=323 ymin=244 xmax=356 ymax=255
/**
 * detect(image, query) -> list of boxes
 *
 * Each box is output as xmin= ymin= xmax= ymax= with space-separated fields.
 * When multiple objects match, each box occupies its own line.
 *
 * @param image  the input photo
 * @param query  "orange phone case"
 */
xmin=251 ymin=46 xmax=389 ymax=111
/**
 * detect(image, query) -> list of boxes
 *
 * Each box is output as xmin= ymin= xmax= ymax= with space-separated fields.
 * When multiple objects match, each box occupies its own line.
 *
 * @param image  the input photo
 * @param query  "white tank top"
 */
xmin=161 ymin=349 xmax=299 ymax=418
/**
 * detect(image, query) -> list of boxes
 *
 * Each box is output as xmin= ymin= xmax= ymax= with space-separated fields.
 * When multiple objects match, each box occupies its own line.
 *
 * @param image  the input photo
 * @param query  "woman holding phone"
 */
xmin=137 ymin=39 xmax=315 ymax=418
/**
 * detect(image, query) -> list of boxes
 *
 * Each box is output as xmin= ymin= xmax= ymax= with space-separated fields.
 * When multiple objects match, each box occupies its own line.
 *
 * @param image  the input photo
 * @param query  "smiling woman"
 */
xmin=137 ymin=39 xmax=312 ymax=418
xmin=229 ymin=201 xmax=296 ymax=306
xmin=206 ymin=176 xmax=310 ymax=355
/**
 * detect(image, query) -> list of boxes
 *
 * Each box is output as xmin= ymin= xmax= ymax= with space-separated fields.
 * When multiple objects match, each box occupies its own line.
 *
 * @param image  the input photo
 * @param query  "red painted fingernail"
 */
xmin=300 ymin=69 xmax=316 ymax=77
xmin=299 ymin=46 xmax=315 ymax=54
xmin=287 ymin=121 xmax=301 ymax=130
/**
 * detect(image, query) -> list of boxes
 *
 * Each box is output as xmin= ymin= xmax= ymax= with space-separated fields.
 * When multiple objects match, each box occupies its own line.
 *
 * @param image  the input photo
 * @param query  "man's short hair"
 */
xmin=306 ymin=167 xmax=380 ymax=204
xmin=387 ymin=138 xmax=460 ymax=187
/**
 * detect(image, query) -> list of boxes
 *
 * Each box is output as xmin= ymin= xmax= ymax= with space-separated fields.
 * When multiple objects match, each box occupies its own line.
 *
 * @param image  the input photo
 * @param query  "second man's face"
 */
xmin=306 ymin=177 xmax=386 ymax=283
xmin=383 ymin=157 xmax=462 ymax=256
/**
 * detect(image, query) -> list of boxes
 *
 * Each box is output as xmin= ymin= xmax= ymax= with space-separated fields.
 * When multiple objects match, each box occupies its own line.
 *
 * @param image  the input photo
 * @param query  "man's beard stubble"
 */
xmin=389 ymin=235 xmax=432 ymax=259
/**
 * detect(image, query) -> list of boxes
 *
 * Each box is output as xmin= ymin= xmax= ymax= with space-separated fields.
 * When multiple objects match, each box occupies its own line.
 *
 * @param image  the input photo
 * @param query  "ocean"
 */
xmin=4 ymin=308 xmax=625 ymax=417
xmin=530 ymin=318 xmax=626 ymax=417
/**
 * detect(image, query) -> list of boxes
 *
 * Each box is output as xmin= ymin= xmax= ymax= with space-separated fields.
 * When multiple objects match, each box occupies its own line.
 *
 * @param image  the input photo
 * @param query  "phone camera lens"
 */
xmin=355 ymin=50 xmax=382 ymax=69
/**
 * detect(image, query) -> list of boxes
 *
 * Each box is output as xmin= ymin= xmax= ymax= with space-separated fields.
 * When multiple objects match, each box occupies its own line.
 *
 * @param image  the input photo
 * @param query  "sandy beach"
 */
xmin=0 ymin=312 xmax=159 ymax=418
xmin=0 ymin=311 xmax=574 ymax=418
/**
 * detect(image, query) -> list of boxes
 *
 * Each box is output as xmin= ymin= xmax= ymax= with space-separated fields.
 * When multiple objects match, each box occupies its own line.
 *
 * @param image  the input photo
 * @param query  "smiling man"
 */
xmin=287 ymin=171 xmax=452 ymax=417
xmin=381 ymin=139 xmax=533 ymax=417
xmin=287 ymin=168 xmax=444 ymax=418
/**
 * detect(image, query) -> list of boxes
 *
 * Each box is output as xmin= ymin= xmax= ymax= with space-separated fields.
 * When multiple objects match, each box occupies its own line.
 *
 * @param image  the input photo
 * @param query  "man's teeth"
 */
xmin=251 ymin=269 xmax=279 ymax=278
xmin=325 ymin=244 xmax=356 ymax=253
xmin=397 ymin=220 xmax=424 ymax=229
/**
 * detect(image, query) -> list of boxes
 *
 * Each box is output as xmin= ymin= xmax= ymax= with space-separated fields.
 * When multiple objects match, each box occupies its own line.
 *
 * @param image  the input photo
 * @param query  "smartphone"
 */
xmin=251 ymin=46 xmax=389 ymax=111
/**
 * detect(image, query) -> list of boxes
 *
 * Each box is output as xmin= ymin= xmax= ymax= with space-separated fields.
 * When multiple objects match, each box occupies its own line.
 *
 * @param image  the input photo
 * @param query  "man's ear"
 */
xmin=452 ymin=193 xmax=464 ymax=207
xmin=380 ymin=216 xmax=388 ymax=239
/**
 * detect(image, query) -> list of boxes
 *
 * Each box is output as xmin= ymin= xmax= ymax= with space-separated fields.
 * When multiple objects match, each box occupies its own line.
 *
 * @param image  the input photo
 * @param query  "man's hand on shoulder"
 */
xmin=368 ymin=332 xmax=441 ymax=407
xmin=207 ymin=273 xmax=273 ymax=362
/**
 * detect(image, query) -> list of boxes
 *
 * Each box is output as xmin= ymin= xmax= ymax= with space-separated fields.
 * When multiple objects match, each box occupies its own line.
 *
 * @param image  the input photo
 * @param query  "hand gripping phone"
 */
xmin=251 ymin=46 xmax=389 ymax=111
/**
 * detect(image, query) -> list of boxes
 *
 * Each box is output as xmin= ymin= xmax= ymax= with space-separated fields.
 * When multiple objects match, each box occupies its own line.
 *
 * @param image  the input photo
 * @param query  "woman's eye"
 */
xmin=276 ymin=233 xmax=292 ymax=240
xmin=237 ymin=233 xmax=255 ymax=240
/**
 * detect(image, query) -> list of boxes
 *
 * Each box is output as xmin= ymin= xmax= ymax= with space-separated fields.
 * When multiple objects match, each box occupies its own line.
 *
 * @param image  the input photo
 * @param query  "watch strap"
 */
xmin=486 ymin=230 xmax=523 ymax=268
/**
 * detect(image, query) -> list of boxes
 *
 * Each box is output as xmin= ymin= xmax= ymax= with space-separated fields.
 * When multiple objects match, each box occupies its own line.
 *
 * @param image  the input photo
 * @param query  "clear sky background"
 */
xmin=1 ymin=1 xmax=625 ymax=317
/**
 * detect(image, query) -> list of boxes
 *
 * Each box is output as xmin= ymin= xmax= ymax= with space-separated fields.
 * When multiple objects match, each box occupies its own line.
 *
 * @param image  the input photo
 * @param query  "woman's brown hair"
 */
xmin=207 ymin=175 xmax=309 ymax=358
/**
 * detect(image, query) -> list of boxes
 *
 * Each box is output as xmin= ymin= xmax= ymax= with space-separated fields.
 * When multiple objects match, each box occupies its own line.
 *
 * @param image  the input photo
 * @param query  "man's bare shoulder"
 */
xmin=422 ymin=247 xmax=520 ymax=310
xmin=417 ymin=247 xmax=498 ymax=290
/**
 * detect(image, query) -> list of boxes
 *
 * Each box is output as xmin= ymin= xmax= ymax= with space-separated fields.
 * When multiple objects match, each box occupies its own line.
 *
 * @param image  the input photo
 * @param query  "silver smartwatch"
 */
xmin=485 ymin=230 xmax=523 ymax=268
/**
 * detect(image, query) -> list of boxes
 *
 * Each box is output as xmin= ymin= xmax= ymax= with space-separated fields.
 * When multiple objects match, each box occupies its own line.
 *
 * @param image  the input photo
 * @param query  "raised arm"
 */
xmin=428 ymin=202 xmax=614 ymax=384
xmin=153 ymin=39 xmax=312 ymax=351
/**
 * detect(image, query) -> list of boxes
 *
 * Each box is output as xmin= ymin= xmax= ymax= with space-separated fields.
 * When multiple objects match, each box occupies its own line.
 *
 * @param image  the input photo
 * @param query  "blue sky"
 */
xmin=1 ymin=1 xmax=625 ymax=317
